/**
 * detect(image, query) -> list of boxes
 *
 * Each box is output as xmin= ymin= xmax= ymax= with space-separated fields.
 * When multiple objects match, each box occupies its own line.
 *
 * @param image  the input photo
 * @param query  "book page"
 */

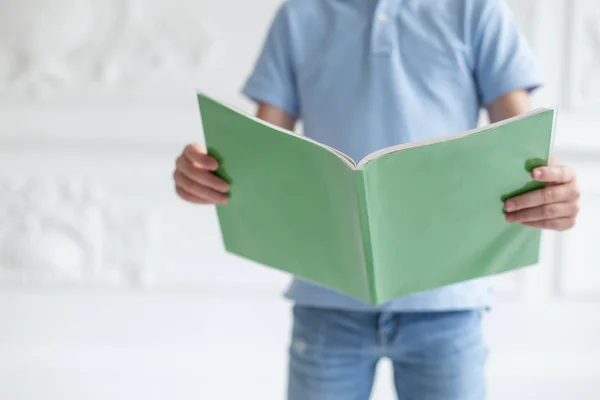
xmin=357 ymin=108 xmax=551 ymax=169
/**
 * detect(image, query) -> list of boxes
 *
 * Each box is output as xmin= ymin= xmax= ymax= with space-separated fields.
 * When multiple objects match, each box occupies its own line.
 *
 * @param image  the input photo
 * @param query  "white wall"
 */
xmin=0 ymin=0 xmax=599 ymax=399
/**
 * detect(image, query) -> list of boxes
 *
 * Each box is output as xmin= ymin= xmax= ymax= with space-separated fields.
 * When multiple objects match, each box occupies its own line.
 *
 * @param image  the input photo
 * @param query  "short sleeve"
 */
xmin=242 ymin=4 xmax=300 ymax=117
xmin=472 ymin=0 xmax=543 ymax=106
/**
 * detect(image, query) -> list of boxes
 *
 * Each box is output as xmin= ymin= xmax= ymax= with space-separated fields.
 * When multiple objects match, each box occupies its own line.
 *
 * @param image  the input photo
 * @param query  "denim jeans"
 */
xmin=287 ymin=306 xmax=487 ymax=400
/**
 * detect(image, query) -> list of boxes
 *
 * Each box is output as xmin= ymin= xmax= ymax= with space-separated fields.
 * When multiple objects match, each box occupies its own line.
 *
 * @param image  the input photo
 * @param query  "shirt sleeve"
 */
xmin=472 ymin=0 xmax=543 ymax=107
xmin=242 ymin=4 xmax=300 ymax=118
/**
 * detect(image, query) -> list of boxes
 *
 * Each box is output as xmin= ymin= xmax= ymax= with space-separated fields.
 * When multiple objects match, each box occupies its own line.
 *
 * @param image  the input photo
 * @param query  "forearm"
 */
xmin=486 ymin=89 xmax=532 ymax=123
xmin=256 ymin=102 xmax=297 ymax=131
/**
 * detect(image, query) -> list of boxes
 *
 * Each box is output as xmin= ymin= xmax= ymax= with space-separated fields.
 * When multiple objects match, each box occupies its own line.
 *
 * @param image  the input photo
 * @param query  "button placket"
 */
xmin=377 ymin=13 xmax=390 ymax=24
xmin=371 ymin=0 xmax=396 ymax=55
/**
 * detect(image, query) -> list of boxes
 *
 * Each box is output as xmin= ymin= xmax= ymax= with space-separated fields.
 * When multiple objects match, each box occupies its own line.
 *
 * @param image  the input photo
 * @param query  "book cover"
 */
xmin=197 ymin=93 xmax=556 ymax=305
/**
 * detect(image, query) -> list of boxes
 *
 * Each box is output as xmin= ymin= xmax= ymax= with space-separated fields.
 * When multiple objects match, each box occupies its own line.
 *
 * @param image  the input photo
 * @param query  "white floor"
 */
xmin=1 ymin=292 xmax=599 ymax=400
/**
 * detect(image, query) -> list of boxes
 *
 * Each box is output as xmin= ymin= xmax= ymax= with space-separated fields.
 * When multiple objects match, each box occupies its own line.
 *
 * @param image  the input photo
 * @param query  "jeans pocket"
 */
xmin=290 ymin=306 xmax=330 ymax=356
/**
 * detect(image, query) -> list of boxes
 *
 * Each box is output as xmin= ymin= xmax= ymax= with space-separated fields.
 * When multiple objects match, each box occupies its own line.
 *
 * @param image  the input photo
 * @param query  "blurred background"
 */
xmin=0 ymin=0 xmax=599 ymax=399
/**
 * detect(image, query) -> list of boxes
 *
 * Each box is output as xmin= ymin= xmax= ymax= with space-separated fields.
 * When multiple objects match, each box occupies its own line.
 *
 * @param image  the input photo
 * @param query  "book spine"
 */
xmin=354 ymin=171 xmax=377 ymax=305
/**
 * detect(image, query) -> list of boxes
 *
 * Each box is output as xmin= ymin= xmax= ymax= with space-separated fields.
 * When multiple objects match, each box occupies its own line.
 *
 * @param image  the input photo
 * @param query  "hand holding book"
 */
xmin=174 ymin=144 xmax=230 ymax=205
xmin=504 ymin=158 xmax=580 ymax=231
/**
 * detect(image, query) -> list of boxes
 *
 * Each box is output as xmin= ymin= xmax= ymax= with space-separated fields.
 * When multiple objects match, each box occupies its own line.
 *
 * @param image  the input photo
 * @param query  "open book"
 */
xmin=197 ymin=93 xmax=556 ymax=306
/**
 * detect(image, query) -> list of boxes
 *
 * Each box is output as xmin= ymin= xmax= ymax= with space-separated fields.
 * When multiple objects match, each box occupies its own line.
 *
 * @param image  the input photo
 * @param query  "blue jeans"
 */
xmin=287 ymin=306 xmax=487 ymax=400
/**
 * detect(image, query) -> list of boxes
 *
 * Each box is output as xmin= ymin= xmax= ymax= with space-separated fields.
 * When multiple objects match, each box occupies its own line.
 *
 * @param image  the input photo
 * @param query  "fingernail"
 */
xmin=505 ymin=200 xmax=515 ymax=212
xmin=505 ymin=214 xmax=515 ymax=223
xmin=533 ymin=169 xmax=542 ymax=180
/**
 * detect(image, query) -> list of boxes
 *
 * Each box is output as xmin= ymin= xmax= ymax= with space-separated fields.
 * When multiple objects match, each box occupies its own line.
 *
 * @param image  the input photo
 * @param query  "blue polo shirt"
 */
xmin=242 ymin=0 xmax=542 ymax=311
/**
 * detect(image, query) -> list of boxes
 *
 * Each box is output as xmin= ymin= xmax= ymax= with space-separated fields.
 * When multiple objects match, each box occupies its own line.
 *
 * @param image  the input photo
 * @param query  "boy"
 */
xmin=173 ymin=0 xmax=581 ymax=398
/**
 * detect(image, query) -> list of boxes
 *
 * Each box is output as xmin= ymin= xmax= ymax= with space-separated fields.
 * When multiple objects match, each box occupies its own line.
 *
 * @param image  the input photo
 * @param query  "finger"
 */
xmin=175 ymin=186 xmax=209 ymax=204
xmin=531 ymin=165 xmax=575 ymax=184
xmin=183 ymin=144 xmax=219 ymax=171
xmin=505 ymin=201 xmax=580 ymax=223
xmin=176 ymin=156 xmax=230 ymax=193
xmin=174 ymin=171 xmax=229 ymax=204
xmin=521 ymin=217 xmax=577 ymax=231
xmin=504 ymin=182 xmax=579 ymax=212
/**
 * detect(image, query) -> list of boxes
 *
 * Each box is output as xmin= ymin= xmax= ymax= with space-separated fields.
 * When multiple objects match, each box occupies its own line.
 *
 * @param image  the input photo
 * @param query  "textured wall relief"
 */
xmin=506 ymin=0 xmax=539 ymax=47
xmin=576 ymin=17 xmax=600 ymax=104
xmin=0 ymin=178 xmax=157 ymax=287
xmin=0 ymin=0 xmax=219 ymax=98
xmin=569 ymin=1 xmax=600 ymax=109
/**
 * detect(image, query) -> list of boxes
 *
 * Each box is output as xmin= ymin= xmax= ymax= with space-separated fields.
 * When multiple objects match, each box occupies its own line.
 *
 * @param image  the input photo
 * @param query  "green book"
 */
xmin=197 ymin=93 xmax=556 ymax=306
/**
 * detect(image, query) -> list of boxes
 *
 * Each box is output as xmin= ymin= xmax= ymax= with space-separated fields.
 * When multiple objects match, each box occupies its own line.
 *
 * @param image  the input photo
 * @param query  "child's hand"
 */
xmin=503 ymin=159 xmax=580 ymax=231
xmin=173 ymin=144 xmax=230 ymax=205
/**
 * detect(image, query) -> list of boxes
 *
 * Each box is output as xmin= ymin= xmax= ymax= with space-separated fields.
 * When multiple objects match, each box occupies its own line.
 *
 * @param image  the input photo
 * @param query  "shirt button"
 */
xmin=378 ymin=14 xmax=390 ymax=24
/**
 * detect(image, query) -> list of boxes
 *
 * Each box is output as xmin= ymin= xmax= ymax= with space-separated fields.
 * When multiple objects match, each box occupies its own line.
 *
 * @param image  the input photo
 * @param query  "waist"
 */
xmin=284 ymin=278 xmax=492 ymax=312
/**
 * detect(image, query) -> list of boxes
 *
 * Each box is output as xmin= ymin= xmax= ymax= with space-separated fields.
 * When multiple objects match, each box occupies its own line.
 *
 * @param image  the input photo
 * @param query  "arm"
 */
xmin=489 ymin=91 xmax=581 ymax=231
xmin=486 ymin=89 xmax=531 ymax=123
xmin=175 ymin=2 xmax=297 ymax=206
xmin=257 ymin=103 xmax=297 ymax=131
xmin=469 ymin=0 xmax=580 ymax=232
